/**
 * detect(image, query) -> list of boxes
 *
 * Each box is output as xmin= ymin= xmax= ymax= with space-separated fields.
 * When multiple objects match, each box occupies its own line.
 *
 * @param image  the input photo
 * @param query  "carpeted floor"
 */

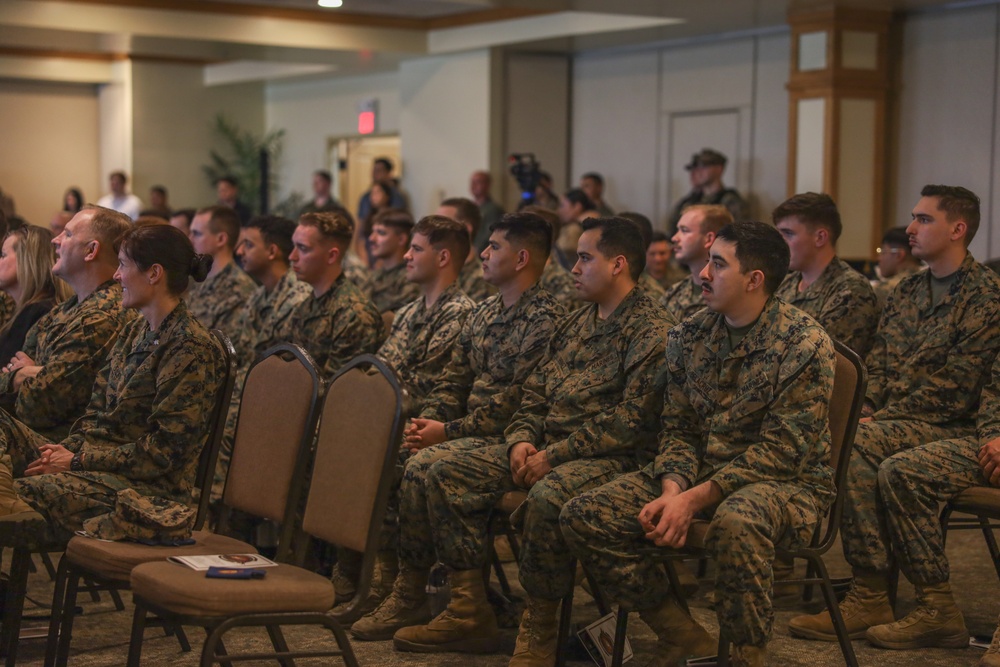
xmin=6 ymin=528 xmax=998 ymax=666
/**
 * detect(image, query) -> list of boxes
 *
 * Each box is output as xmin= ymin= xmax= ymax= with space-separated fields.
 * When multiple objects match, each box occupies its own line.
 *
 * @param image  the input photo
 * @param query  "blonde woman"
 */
xmin=0 ymin=226 xmax=70 ymax=363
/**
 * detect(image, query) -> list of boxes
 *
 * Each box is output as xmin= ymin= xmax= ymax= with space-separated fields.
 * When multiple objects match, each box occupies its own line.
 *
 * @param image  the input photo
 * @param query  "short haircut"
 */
xmin=81 ymin=205 xmax=132 ymax=256
xmin=440 ymin=197 xmax=482 ymax=238
xmin=413 ymin=215 xmax=470 ymax=269
xmin=314 ymin=169 xmax=332 ymax=183
xmin=650 ymin=231 xmax=671 ymax=244
xmin=374 ymin=157 xmax=393 ymax=173
xmin=246 ymin=214 xmax=297 ymax=261
xmin=921 ymin=184 xmax=981 ymax=245
xmin=881 ymin=226 xmax=911 ymax=250
xmin=564 ymin=188 xmax=596 ymax=212
xmin=685 ymin=204 xmax=734 ymax=235
xmin=372 ymin=208 xmax=414 ymax=238
xmin=715 ymin=220 xmax=790 ymax=295
xmin=171 ymin=208 xmax=195 ymax=226
xmin=581 ymin=216 xmax=646 ymax=281
xmin=197 ymin=205 xmax=242 ymax=252
xmin=772 ymin=192 xmax=842 ymax=243
xmin=521 ymin=205 xmax=560 ymax=245
xmin=151 ymin=185 xmax=167 ymax=197
xmin=581 ymin=172 xmax=604 ymax=186
xmin=215 ymin=175 xmax=238 ymax=188
xmin=110 ymin=170 xmax=127 ymax=183
xmin=490 ymin=211 xmax=553 ymax=269
xmin=299 ymin=210 xmax=354 ymax=252
xmin=618 ymin=211 xmax=653 ymax=249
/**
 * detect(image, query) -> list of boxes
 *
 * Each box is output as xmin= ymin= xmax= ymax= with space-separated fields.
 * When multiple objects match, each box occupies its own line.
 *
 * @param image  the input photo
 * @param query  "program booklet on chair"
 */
xmin=578 ymin=612 xmax=634 ymax=666
xmin=167 ymin=553 xmax=278 ymax=571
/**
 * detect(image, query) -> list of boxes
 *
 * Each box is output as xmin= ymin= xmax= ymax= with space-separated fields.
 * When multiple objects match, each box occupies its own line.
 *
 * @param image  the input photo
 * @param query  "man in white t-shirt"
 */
xmin=95 ymin=171 xmax=143 ymax=221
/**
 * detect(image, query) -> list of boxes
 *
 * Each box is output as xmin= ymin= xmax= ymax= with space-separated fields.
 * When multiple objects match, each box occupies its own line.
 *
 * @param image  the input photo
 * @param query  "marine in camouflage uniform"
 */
xmin=342 ymin=252 xmax=372 ymax=294
xmin=369 ymin=263 xmax=420 ymax=314
xmin=539 ymin=260 xmax=584 ymax=312
xmin=0 ymin=280 xmax=131 ymax=441
xmin=455 ymin=259 xmax=495 ymax=303
xmin=637 ymin=270 xmax=667 ymax=300
xmin=186 ymin=261 xmax=257 ymax=356
xmin=10 ymin=302 xmax=224 ymax=540
xmin=290 ymin=273 xmax=384 ymax=380
xmin=0 ymin=293 xmax=15 ymax=331
xmin=562 ymin=297 xmax=836 ymax=649
xmin=660 ymin=275 xmax=706 ymax=323
xmin=416 ymin=287 xmax=672 ymax=599
xmin=668 ymin=188 xmax=749 ymax=236
xmin=774 ymin=257 xmax=880 ymax=359
xmin=872 ymin=266 xmax=920 ymax=309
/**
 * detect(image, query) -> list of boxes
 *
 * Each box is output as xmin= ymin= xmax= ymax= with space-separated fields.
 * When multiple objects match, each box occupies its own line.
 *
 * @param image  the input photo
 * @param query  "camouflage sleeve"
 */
xmin=863 ymin=296 xmax=893 ymax=410
xmin=721 ymin=191 xmax=750 ymax=223
xmin=376 ymin=302 xmax=414 ymax=378
xmin=978 ymin=356 xmax=1000 ymax=441
xmin=420 ymin=316 xmax=476 ymax=425
xmin=0 ymin=315 xmax=42 ymax=395
xmin=60 ymin=333 xmax=123 ymax=453
xmin=653 ymin=327 xmax=705 ymax=485
xmin=710 ymin=333 xmax=835 ymax=496
xmin=12 ymin=309 xmax=123 ymax=432
xmin=816 ymin=283 xmax=879 ymax=359
xmin=402 ymin=305 xmax=469 ymax=409
xmin=501 ymin=346 xmax=553 ymax=448
xmin=446 ymin=307 xmax=559 ymax=440
xmin=540 ymin=318 xmax=669 ymax=465
xmin=78 ymin=335 xmax=223 ymax=479
xmin=316 ymin=303 xmax=384 ymax=380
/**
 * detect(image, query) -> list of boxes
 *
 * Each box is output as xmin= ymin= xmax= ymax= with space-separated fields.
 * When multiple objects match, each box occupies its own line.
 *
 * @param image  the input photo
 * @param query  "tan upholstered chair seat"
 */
xmin=130 ymin=561 xmax=335 ymax=617
xmin=950 ymin=486 xmax=1000 ymax=517
xmin=66 ymin=530 xmax=256 ymax=583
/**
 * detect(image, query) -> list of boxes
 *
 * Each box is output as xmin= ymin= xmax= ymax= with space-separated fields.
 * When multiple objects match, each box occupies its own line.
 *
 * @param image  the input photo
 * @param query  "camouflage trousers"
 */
xmin=879 ymin=435 xmax=987 ymax=585
xmin=0 ymin=410 xmax=126 ymax=540
xmin=841 ymin=419 xmax=970 ymax=575
xmin=397 ymin=436 xmax=502 ymax=569
xmin=561 ymin=471 xmax=824 ymax=647
xmin=422 ymin=443 xmax=632 ymax=600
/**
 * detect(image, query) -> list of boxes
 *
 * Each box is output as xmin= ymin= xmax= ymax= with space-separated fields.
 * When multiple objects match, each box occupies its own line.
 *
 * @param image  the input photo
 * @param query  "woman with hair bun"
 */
xmin=0 ymin=221 xmax=226 ymax=543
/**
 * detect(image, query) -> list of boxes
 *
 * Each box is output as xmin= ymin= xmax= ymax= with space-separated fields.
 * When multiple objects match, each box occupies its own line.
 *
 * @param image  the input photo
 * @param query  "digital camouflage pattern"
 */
xmin=668 ymin=188 xmax=749 ymax=235
xmin=539 ymin=261 xmax=584 ymax=312
xmin=660 ymin=277 xmax=706 ymax=323
xmin=561 ymin=297 xmax=836 ymax=647
xmin=421 ymin=283 xmax=563 ymax=440
xmin=290 ymin=273 xmax=384 ymax=380
xmin=186 ymin=261 xmax=256 ymax=355
xmin=637 ymin=271 xmax=667 ymax=300
xmin=377 ymin=282 xmax=474 ymax=415
xmin=0 ymin=292 xmax=15 ymax=331
xmin=0 ymin=280 xmax=131 ymax=440
xmin=455 ymin=259 xmax=496 ymax=303
xmin=774 ymin=257 xmax=879 ymax=359
xmin=648 ymin=263 xmax=689 ymax=291
xmin=417 ymin=287 xmax=673 ymax=599
xmin=342 ymin=253 xmax=372 ymax=294
xmin=368 ymin=263 xmax=420 ymax=314
xmin=871 ymin=266 xmax=920 ymax=310
xmin=238 ymin=269 xmax=311 ymax=361
xmin=840 ymin=252 xmax=1000 ymax=576
xmin=10 ymin=301 xmax=224 ymax=538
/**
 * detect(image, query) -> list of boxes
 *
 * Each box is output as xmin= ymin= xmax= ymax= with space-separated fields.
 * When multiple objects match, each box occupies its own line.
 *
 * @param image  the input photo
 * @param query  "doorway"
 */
xmin=327 ymin=134 xmax=402 ymax=216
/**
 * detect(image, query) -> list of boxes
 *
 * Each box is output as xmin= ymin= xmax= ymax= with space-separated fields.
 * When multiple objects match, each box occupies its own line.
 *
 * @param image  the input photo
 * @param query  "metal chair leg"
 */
xmin=2 ymin=548 xmax=31 ymax=667
xmin=610 ymin=606 xmax=629 ymax=667
xmin=554 ymin=584 xmax=576 ymax=667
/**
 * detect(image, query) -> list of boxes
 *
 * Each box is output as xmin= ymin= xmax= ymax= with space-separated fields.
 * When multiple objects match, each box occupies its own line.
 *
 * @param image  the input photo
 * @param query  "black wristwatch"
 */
xmin=70 ymin=454 xmax=84 ymax=472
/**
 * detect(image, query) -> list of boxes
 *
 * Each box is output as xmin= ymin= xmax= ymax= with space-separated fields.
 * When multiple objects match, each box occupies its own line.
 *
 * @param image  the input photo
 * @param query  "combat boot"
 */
xmin=730 ymin=644 xmax=767 ymax=667
xmin=351 ymin=563 xmax=431 ymax=640
xmin=393 ymin=568 xmax=500 ymax=653
xmin=865 ymin=581 xmax=969 ymax=649
xmin=788 ymin=571 xmax=894 ymax=641
xmin=509 ymin=596 xmax=560 ymax=667
xmin=0 ymin=456 xmax=33 ymax=517
xmin=332 ymin=550 xmax=399 ymax=624
xmin=331 ymin=547 xmax=362 ymax=604
xmin=638 ymin=596 xmax=716 ymax=666
xmin=978 ymin=621 xmax=1000 ymax=667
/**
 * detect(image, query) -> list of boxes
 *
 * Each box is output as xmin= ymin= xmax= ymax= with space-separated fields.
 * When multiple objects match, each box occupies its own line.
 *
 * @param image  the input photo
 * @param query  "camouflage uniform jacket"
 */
xmin=63 ymin=301 xmax=225 ymax=504
xmin=240 ymin=269 xmax=311 ymax=361
xmin=0 ymin=292 xmax=14 ymax=331
xmin=186 ymin=262 xmax=257 ymax=343
xmin=369 ymin=262 xmax=420 ymax=314
xmin=652 ymin=297 xmax=836 ymax=503
xmin=540 ymin=261 xmax=584 ymax=312
xmin=290 ymin=273 xmax=385 ymax=380
xmin=775 ymin=257 xmax=879 ymax=359
xmin=377 ymin=283 xmax=475 ymax=414
xmin=668 ymin=187 xmax=749 ymax=234
xmin=422 ymin=283 xmax=564 ymax=440
xmin=638 ymin=271 xmax=667 ymax=300
xmin=343 ymin=252 xmax=372 ymax=293
xmin=505 ymin=287 xmax=675 ymax=467
xmin=0 ymin=280 xmax=130 ymax=440
xmin=872 ymin=267 xmax=921 ymax=309
xmin=650 ymin=263 xmax=689 ymax=291
xmin=660 ymin=277 xmax=706 ymax=324
xmin=456 ymin=260 xmax=496 ymax=303
xmin=866 ymin=252 xmax=1000 ymax=427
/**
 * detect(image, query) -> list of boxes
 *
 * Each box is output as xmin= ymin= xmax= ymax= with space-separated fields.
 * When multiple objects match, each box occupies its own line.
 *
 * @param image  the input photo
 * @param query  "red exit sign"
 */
xmin=358 ymin=98 xmax=378 ymax=135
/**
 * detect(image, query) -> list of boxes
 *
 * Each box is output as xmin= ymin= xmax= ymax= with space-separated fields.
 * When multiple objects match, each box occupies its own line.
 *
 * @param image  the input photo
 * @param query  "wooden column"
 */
xmin=787 ymin=6 xmax=892 ymax=259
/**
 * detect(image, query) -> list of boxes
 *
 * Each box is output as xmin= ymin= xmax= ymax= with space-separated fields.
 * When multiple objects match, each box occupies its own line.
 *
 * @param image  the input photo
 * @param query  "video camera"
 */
xmin=508 ymin=153 xmax=541 ymax=205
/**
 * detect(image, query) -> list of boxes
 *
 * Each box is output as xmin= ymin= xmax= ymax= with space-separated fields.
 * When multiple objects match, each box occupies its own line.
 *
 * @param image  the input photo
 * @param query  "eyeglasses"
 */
xmin=875 ymin=247 xmax=904 ymax=256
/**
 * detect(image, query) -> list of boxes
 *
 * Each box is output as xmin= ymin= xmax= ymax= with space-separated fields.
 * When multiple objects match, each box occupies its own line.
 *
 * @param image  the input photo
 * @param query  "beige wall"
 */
xmin=131 ymin=60 xmax=265 ymax=213
xmin=0 ymin=80 xmax=101 ymax=228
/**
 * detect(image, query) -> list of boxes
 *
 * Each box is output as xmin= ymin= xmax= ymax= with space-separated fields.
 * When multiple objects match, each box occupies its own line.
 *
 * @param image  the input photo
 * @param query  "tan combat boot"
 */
xmin=393 ymin=568 xmax=500 ymax=653
xmin=331 ymin=547 xmax=363 ymax=604
xmin=979 ymin=620 xmax=1000 ymax=667
xmin=730 ymin=644 xmax=767 ymax=667
xmin=865 ymin=581 xmax=969 ymax=649
xmin=509 ymin=596 xmax=560 ymax=667
xmin=0 ymin=455 xmax=33 ymax=517
xmin=351 ymin=563 xmax=431 ymax=640
xmin=787 ymin=571 xmax=894 ymax=641
xmin=638 ymin=596 xmax=717 ymax=666
xmin=332 ymin=550 xmax=399 ymax=624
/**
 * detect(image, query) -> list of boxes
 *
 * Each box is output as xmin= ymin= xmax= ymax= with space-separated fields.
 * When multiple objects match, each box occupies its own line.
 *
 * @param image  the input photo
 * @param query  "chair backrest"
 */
xmin=222 ymin=343 xmax=323 ymax=558
xmin=192 ymin=331 xmax=237 ymax=531
xmin=301 ymin=354 xmax=403 ymax=557
xmin=813 ymin=340 xmax=868 ymax=551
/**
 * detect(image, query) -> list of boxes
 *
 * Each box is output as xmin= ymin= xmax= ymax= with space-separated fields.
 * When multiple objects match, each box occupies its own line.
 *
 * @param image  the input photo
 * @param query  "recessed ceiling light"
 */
xmin=318 ymin=0 xmax=343 ymax=7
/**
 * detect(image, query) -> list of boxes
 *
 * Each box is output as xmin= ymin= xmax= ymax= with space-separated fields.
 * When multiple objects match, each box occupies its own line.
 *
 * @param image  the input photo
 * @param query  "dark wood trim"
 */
xmin=0 ymin=47 xmax=123 ymax=62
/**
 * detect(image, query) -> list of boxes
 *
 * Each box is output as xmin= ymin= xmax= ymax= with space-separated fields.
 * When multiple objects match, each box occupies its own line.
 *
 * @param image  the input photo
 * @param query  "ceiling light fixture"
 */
xmin=317 ymin=0 xmax=343 ymax=7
